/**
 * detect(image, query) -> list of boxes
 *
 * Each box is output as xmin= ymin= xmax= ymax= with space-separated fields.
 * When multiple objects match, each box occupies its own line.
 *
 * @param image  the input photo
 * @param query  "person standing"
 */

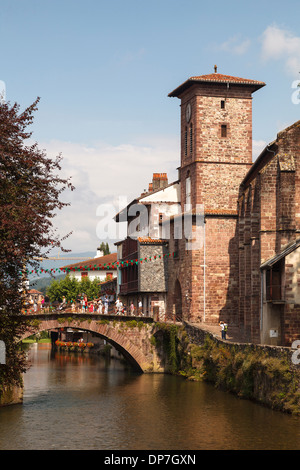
xmin=104 ymin=295 xmax=109 ymax=314
xmin=219 ymin=321 xmax=225 ymax=340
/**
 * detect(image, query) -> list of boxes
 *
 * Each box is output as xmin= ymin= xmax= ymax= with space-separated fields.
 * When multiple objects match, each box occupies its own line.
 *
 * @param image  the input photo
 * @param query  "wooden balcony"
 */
xmin=121 ymin=238 xmax=138 ymax=260
xmin=119 ymin=279 xmax=138 ymax=294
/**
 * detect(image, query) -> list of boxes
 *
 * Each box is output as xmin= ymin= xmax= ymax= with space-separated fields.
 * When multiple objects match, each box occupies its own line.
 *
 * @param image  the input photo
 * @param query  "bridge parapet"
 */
xmin=21 ymin=313 xmax=162 ymax=373
xmin=23 ymin=312 xmax=155 ymax=325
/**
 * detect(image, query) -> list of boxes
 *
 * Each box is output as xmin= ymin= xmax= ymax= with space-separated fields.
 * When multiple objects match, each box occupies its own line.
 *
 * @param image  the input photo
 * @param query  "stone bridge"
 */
xmin=21 ymin=313 xmax=168 ymax=373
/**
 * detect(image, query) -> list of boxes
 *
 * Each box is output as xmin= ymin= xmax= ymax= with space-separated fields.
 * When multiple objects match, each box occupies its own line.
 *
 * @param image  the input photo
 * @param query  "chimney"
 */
xmin=152 ymin=173 xmax=168 ymax=192
xmin=95 ymin=247 xmax=104 ymax=258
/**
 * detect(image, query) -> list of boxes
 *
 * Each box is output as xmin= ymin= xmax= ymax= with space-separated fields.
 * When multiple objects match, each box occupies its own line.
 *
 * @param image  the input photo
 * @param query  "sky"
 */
xmin=1 ymin=0 xmax=300 ymax=255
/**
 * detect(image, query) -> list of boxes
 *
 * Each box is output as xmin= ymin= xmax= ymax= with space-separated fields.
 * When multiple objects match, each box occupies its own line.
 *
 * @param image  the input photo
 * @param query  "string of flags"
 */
xmin=24 ymin=252 xmax=177 ymax=275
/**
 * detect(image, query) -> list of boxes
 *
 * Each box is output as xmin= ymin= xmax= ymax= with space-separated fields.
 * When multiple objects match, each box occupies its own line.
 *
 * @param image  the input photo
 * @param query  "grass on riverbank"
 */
xmin=22 ymin=338 xmax=51 ymax=344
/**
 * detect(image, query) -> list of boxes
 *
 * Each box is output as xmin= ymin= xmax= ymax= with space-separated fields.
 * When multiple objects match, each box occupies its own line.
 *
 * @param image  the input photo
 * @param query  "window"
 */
xmin=81 ymin=272 xmax=88 ymax=278
xmin=186 ymin=174 xmax=191 ymax=208
xmin=221 ymin=124 xmax=227 ymax=138
xmin=221 ymin=100 xmax=225 ymax=109
xmin=265 ymin=261 xmax=284 ymax=301
xmin=189 ymin=124 xmax=193 ymax=155
xmin=184 ymin=127 xmax=187 ymax=156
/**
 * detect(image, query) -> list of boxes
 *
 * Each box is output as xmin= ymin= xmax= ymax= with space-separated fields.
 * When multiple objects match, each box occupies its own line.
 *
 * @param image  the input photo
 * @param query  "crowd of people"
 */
xmin=56 ymin=294 xmax=144 ymax=317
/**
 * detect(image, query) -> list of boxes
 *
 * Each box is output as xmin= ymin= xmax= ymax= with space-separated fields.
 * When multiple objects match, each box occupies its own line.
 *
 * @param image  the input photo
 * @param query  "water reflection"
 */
xmin=0 ymin=344 xmax=299 ymax=450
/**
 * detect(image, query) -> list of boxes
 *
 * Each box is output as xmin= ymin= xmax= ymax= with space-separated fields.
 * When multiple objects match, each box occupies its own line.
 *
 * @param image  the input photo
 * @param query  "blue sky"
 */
xmin=1 ymin=0 xmax=300 ymax=253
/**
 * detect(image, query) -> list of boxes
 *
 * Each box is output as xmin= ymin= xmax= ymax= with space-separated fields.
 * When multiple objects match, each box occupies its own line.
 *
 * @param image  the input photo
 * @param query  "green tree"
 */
xmin=99 ymin=242 xmax=110 ymax=255
xmin=0 ymin=97 xmax=74 ymax=390
xmin=46 ymin=275 xmax=80 ymax=302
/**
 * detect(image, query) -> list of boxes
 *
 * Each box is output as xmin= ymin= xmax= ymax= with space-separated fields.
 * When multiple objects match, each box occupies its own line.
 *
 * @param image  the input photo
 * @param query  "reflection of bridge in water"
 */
xmin=21 ymin=312 xmax=169 ymax=373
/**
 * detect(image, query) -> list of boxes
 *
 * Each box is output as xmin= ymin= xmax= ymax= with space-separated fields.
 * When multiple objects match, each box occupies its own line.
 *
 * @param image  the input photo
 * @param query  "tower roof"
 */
xmin=168 ymin=70 xmax=266 ymax=97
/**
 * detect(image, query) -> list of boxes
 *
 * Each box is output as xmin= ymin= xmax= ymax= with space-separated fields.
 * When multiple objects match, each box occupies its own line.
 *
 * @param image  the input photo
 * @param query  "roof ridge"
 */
xmin=189 ymin=73 xmax=265 ymax=85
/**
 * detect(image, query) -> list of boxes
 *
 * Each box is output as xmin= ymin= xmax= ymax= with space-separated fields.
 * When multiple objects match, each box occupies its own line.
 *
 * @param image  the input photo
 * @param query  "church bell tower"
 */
xmin=167 ymin=68 xmax=265 ymax=324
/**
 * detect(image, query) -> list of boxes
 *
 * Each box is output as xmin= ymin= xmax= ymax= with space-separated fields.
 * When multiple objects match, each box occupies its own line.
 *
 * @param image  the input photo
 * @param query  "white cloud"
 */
xmin=40 ymin=137 xmax=179 ymax=252
xmin=219 ymin=35 xmax=251 ymax=55
xmin=253 ymin=140 xmax=267 ymax=160
xmin=261 ymin=25 xmax=300 ymax=76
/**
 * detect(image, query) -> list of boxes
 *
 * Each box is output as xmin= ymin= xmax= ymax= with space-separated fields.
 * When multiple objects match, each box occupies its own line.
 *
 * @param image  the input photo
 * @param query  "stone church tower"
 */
xmin=167 ymin=68 xmax=265 ymax=325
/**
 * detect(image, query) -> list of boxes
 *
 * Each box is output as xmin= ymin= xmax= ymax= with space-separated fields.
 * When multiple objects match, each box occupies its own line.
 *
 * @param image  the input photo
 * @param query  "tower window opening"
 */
xmin=186 ymin=174 xmax=191 ymax=208
xmin=189 ymin=124 xmax=193 ymax=154
xmin=184 ymin=128 xmax=188 ymax=156
xmin=221 ymin=100 xmax=225 ymax=109
xmin=221 ymin=124 xmax=227 ymax=138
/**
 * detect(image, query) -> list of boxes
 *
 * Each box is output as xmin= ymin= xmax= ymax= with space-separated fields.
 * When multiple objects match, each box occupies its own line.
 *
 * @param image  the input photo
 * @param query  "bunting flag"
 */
xmin=23 ymin=252 xmax=177 ymax=275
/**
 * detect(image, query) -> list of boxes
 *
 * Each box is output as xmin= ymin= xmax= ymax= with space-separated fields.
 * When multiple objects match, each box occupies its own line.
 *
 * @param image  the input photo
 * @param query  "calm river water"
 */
xmin=0 ymin=344 xmax=299 ymax=450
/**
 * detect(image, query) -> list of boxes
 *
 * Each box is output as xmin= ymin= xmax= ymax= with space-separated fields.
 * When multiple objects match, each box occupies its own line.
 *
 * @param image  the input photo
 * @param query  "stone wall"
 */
xmin=139 ymin=242 xmax=169 ymax=292
xmin=182 ymin=322 xmax=300 ymax=415
xmin=0 ymin=384 xmax=23 ymax=406
xmin=183 ymin=321 xmax=294 ymax=363
xmin=239 ymin=122 xmax=300 ymax=345
xmin=168 ymin=80 xmax=255 ymax=327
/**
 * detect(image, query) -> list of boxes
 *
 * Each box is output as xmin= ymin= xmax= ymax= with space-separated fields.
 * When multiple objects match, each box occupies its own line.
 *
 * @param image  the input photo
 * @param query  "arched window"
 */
xmin=186 ymin=172 xmax=191 ymax=209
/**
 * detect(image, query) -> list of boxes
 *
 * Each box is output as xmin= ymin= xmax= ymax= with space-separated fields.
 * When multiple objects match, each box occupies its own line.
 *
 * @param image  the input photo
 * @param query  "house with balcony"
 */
xmin=114 ymin=173 xmax=181 ymax=319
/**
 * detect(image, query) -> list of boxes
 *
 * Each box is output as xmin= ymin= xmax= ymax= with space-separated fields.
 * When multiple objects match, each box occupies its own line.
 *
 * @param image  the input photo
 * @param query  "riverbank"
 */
xmin=157 ymin=322 xmax=300 ymax=416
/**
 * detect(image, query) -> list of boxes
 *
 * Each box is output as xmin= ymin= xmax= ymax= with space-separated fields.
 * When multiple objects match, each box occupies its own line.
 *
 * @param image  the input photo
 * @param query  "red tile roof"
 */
xmin=62 ymin=253 xmax=118 ymax=270
xmin=137 ymin=237 xmax=168 ymax=244
xmin=191 ymin=73 xmax=265 ymax=85
xmin=168 ymin=72 xmax=265 ymax=97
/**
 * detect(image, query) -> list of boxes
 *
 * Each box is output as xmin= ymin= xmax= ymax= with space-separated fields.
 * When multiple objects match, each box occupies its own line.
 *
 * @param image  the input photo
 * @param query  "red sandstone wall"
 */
xmin=239 ymin=122 xmax=300 ymax=345
xmin=171 ymin=82 xmax=254 ymax=326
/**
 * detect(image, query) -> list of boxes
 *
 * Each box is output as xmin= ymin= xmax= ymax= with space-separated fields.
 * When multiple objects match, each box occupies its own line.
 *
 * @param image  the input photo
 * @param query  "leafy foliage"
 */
xmin=0 ymin=98 xmax=74 ymax=389
xmin=46 ymin=276 xmax=102 ymax=302
xmin=98 ymin=242 xmax=110 ymax=255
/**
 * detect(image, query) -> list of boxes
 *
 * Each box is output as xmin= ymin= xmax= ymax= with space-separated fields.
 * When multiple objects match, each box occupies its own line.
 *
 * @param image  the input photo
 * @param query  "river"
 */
xmin=0 ymin=344 xmax=299 ymax=451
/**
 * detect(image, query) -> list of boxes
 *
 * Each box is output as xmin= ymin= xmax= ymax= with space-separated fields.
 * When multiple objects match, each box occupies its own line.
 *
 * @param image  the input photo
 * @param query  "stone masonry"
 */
xmin=167 ymin=71 xmax=265 ymax=329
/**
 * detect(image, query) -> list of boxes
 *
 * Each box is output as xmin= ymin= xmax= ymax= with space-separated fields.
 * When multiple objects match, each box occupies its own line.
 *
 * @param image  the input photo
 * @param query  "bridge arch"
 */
xmin=22 ymin=313 xmax=160 ymax=373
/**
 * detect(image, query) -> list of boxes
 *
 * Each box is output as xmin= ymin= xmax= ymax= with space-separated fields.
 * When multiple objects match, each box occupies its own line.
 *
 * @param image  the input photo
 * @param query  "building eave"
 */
xmin=168 ymin=74 xmax=266 ymax=98
xmin=260 ymin=239 xmax=300 ymax=269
